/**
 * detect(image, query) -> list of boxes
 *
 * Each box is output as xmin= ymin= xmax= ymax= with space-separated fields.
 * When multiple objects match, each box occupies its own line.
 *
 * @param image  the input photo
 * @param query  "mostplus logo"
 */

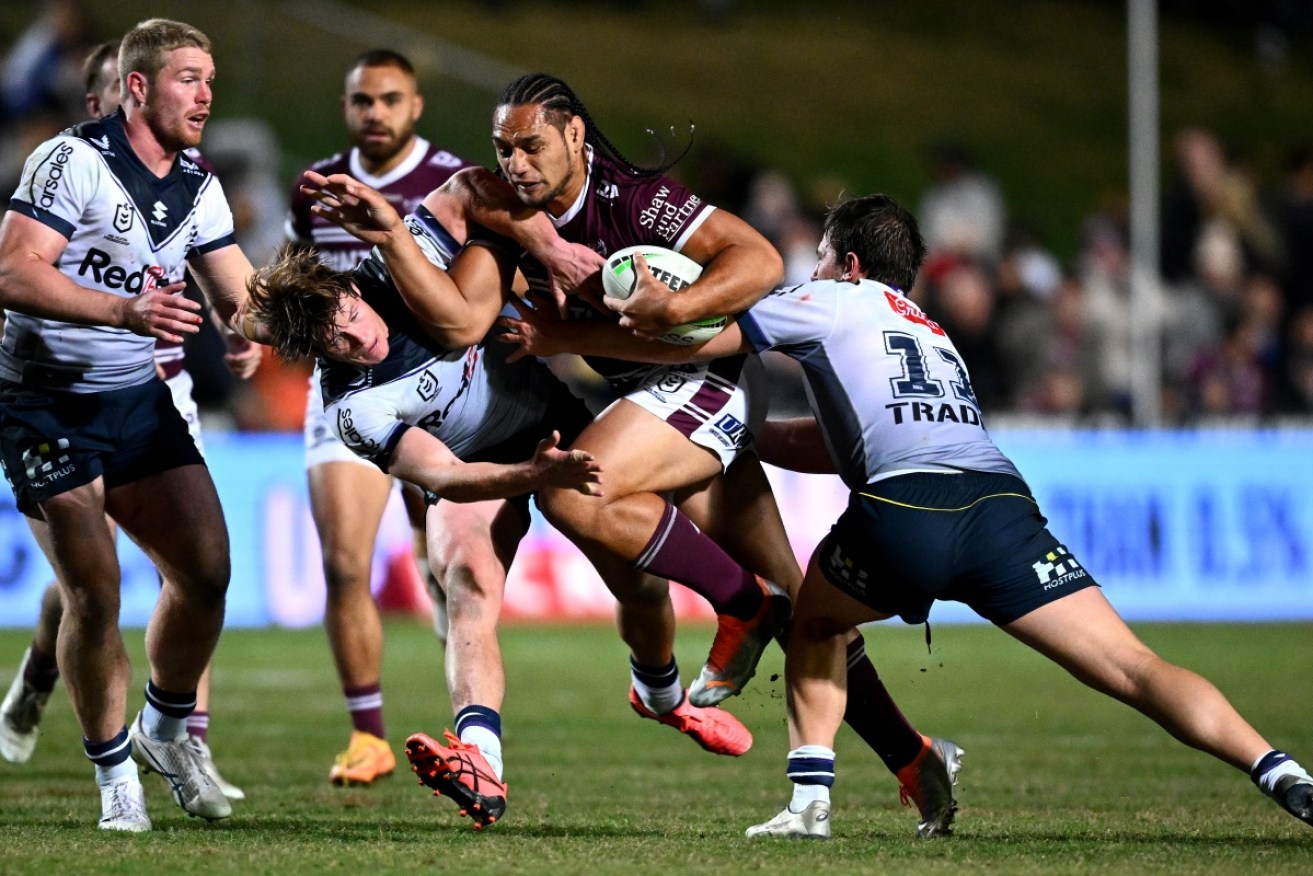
xmin=824 ymin=541 xmax=868 ymax=595
xmin=23 ymin=439 xmax=74 ymax=485
xmin=1032 ymin=545 xmax=1088 ymax=590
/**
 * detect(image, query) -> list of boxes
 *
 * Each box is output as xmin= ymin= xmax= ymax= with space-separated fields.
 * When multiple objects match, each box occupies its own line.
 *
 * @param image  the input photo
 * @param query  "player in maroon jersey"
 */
xmin=432 ymin=73 xmax=964 ymax=834
xmin=0 ymin=39 xmax=259 ymax=804
xmin=283 ymin=49 xmax=482 ymax=787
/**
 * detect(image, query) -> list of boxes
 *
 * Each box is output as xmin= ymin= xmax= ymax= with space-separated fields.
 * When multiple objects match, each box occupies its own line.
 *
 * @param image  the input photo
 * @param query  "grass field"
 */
xmin=1 ymin=620 xmax=1310 ymax=874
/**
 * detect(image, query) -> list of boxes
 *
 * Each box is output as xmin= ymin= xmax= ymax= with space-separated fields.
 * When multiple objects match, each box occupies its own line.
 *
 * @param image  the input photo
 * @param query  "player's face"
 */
xmin=491 ymin=104 xmax=585 ymax=215
xmin=137 ymin=47 xmax=214 ymax=152
xmin=344 ymin=64 xmax=423 ymax=172
xmin=85 ymin=57 xmax=121 ymax=120
xmin=812 ymin=234 xmax=847 ymax=281
xmin=324 ymin=292 xmax=389 ymax=365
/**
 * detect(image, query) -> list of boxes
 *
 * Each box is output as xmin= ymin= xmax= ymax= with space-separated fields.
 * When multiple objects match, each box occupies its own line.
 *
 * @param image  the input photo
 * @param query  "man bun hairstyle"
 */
xmin=824 ymin=194 xmax=927 ymax=292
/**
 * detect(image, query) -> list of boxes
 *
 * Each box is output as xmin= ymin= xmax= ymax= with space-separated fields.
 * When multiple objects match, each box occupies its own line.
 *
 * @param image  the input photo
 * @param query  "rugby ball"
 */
xmin=602 ymin=245 xmax=727 ymax=346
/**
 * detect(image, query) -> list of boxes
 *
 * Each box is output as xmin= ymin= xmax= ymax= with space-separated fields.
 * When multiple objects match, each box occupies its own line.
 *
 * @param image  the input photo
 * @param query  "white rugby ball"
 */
xmin=602 ymin=244 xmax=727 ymax=346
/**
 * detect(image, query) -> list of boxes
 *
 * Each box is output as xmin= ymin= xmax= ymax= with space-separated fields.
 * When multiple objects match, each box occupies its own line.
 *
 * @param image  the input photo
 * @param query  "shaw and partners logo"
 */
xmin=1033 ymin=545 xmax=1088 ymax=590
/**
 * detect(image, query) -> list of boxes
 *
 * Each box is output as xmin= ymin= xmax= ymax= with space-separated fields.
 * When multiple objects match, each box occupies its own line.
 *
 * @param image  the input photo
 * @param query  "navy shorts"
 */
xmin=818 ymin=471 xmax=1098 ymax=625
xmin=0 ymin=379 xmax=203 ymax=513
xmin=424 ymin=381 xmax=594 ymax=521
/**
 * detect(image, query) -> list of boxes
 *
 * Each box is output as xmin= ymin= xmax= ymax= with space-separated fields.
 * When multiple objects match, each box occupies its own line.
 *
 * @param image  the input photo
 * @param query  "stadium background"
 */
xmin=1 ymin=0 xmax=1311 ymax=629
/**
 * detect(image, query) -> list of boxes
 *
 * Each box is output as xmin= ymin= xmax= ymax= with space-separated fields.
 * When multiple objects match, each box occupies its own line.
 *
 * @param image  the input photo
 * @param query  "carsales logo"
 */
xmin=37 ymin=144 xmax=75 ymax=210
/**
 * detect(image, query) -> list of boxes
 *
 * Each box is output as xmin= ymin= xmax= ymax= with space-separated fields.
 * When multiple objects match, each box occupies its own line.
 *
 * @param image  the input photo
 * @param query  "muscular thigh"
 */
xmin=0 ymin=380 xmax=201 ymax=513
xmin=568 ymin=399 xmax=723 ymax=496
xmin=307 ymin=460 xmax=394 ymax=558
xmin=106 ymin=463 xmax=229 ymax=584
xmin=427 ymin=498 xmax=528 ymax=576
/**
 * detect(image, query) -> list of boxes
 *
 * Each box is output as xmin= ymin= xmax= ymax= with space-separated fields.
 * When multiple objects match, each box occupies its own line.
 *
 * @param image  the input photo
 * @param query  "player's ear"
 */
xmin=412 ymin=93 xmax=424 ymax=122
xmin=843 ymin=251 xmax=863 ymax=282
xmin=565 ymin=115 xmax=585 ymax=150
xmin=125 ymin=70 xmax=149 ymax=106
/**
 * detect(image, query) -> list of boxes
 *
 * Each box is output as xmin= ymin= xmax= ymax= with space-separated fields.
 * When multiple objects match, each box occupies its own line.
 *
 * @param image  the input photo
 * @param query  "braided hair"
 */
xmin=497 ymin=73 xmax=691 ymax=178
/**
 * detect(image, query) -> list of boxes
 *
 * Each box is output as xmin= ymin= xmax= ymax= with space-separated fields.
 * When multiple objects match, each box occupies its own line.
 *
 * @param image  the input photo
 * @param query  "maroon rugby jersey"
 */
xmin=525 ymin=147 xmax=717 ymax=388
xmin=284 ymin=137 xmax=477 ymax=271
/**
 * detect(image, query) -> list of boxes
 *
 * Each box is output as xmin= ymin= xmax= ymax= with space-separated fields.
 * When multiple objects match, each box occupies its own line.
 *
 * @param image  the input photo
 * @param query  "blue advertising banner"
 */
xmin=0 ymin=429 xmax=1309 ymax=627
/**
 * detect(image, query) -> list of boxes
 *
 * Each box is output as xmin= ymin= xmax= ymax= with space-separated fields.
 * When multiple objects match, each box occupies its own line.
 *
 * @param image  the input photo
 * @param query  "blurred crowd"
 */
xmin=690 ymin=134 xmax=1313 ymax=427
xmin=4 ymin=2 xmax=1312 ymax=429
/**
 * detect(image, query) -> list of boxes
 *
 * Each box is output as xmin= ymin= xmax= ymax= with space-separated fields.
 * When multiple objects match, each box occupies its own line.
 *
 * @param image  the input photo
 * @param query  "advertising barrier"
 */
xmin=0 ymin=429 xmax=1309 ymax=627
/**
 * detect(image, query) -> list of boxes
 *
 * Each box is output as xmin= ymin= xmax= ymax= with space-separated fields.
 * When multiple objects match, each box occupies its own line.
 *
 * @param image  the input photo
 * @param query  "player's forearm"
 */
xmin=754 ymin=417 xmax=837 ymax=474
xmin=0 ymin=258 xmax=127 ymax=327
xmin=665 ymin=243 xmax=782 ymax=326
xmin=399 ymin=457 xmax=540 ymax=504
xmin=439 ymin=168 xmax=564 ymax=263
xmin=372 ymin=230 xmax=482 ymax=341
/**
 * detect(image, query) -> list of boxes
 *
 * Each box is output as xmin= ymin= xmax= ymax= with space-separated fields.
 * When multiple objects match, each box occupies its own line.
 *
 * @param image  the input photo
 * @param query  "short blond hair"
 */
xmin=246 ymin=247 xmax=357 ymax=360
xmin=119 ymin=18 xmax=211 ymax=85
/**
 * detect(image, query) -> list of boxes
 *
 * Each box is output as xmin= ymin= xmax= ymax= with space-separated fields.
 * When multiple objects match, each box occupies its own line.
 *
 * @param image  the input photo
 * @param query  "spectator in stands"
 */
xmin=918 ymin=139 xmax=1007 ymax=265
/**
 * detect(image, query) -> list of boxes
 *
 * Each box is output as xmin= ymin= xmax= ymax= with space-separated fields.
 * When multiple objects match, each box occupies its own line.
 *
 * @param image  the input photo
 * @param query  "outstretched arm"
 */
xmin=386 ymin=427 xmax=602 ymax=503
xmin=426 ymin=167 xmax=605 ymax=300
xmin=299 ymin=170 xmax=516 ymax=346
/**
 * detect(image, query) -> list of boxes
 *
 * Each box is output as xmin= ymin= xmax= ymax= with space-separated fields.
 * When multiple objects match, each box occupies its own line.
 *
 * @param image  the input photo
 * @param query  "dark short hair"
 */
xmin=246 ymin=247 xmax=357 ymax=360
xmin=82 ymin=40 xmax=120 ymax=95
xmin=824 ymin=194 xmax=926 ymax=292
xmin=350 ymin=48 xmax=417 ymax=80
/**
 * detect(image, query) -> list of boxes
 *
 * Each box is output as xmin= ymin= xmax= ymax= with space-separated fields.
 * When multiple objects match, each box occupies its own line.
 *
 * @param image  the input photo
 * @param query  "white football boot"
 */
xmin=746 ymin=800 xmax=831 ymax=839
xmin=98 ymin=777 xmax=152 ymax=832
xmin=129 ymin=712 xmax=232 ymax=820
xmin=0 ymin=648 xmax=52 ymax=764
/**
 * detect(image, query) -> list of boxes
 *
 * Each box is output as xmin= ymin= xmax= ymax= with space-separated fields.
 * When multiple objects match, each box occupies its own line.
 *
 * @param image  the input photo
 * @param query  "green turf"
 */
xmin=1 ymin=620 xmax=1309 ymax=873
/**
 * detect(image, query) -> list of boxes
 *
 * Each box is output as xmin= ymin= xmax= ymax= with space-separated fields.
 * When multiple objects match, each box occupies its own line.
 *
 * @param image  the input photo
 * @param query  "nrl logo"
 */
xmin=113 ymin=203 xmax=133 ymax=233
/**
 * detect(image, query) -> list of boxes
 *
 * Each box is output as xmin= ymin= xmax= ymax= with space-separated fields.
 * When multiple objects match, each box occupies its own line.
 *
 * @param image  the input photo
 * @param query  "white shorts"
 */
xmin=304 ymin=368 xmax=373 ymax=470
xmin=164 ymin=368 xmax=204 ymax=458
xmin=619 ymin=354 xmax=766 ymax=472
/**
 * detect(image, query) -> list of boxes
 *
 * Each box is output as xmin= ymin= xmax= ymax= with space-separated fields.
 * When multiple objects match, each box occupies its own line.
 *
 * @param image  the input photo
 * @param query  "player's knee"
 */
xmin=537 ymin=484 xmax=599 ymax=535
xmin=166 ymin=554 xmax=230 ymax=609
xmin=321 ymin=544 xmax=372 ymax=594
xmin=438 ymin=552 xmax=502 ymax=607
xmin=59 ymin=583 xmax=121 ymax=627
xmin=613 ymin=573 xmax=669 ymax=606
xmin=788 ymin=609 xmax=848 ymax=645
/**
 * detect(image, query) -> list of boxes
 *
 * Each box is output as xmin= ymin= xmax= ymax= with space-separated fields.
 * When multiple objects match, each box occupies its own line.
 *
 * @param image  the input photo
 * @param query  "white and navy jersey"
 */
xmin=738 ymin=279 xmax=1021 ymax=489
xmin=2 ymin=111 xmax=236 ymax=392
xmin=319 ymin=208 xmax=561 ymax=467
xmin=284 ymin=137 xmax=475 ymax=272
